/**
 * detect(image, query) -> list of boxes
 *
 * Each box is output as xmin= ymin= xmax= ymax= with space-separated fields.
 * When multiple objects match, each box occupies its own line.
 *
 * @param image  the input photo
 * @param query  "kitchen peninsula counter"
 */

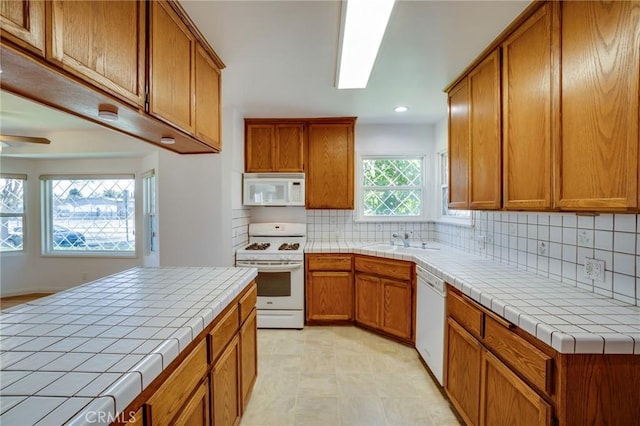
xmin=0 ymin=266 xmax=257 ymax=425
xmin=306 ymin=240 xmax=640 ymax=355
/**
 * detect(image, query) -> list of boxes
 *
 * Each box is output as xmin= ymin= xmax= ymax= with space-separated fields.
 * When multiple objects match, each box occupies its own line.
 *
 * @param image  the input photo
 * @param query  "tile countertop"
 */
xmin=306 ymin=240 xmax=640 ymax=355
xmin=0 ymin=266 xmax=257 ymax=426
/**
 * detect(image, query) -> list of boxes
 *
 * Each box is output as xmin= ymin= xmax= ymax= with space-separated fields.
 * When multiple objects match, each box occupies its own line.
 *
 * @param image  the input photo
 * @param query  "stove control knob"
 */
xmin=250 ymin=255 xmax=258 ymax=261
xmin=280 ymin=255 xmax=289 ymax=261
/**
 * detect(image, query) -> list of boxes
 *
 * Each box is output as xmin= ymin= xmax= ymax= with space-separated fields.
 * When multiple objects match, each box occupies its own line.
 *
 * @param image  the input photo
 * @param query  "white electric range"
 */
xmin=235 ymin=223 xmax=306 ymax=329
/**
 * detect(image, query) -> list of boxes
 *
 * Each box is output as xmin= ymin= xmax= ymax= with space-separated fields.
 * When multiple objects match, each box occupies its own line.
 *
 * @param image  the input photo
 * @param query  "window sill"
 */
xmin=435 ymin=217 xmax=473 ymax=227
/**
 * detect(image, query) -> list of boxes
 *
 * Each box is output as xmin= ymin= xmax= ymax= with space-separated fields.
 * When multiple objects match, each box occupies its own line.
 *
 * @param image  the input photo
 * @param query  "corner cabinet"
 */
xmin=354 ymin=255 xmax=414 ymax=343
xmin=245 ymin=120 xmax=305 ymax=172
xmin=48 ymin=0 xmax=146 ymax=107
xmin=555 ymin=1 xmax=640 ymax=211
xmin=306 ymin=118 xmax=356 ymax=209
xmin=0 ymin=0 xmax=45 ymax=55
xmin=305 ymin=254 xmax=354 ymax=323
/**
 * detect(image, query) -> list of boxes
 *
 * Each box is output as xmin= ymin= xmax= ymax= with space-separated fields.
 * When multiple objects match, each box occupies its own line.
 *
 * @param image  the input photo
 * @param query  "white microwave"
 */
xmin=243 ymin=173 xmax=305 ymax=206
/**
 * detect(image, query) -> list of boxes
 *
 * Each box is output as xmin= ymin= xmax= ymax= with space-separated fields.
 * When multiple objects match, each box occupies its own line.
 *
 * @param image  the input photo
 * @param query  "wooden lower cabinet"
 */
xmin=305 ymin=254 xmax=354 ymax=323
xmin=481 ymin=351 xmax=551 ymax=426
xmin=123 ymin=282 xmax=257 ymax=426
xmin=354 ymin=273 xmax=382 ymax=329
xmin=174 ymin=381 xmax=210 ymax=426
xmin=240 ymin=308 xmax=258 ymax=411
xmin=445 ymin=318 xmax=482 ymax=425
xmin=354 ymin=256 xmax=414 ymax=343
xmin=211 ymin=334 xmax=241 ymax=426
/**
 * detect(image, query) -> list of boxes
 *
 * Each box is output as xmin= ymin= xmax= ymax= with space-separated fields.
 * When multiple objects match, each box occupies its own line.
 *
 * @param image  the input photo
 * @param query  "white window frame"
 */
xmin=142 ymin=170 xmax=157 ymax=255
xmin=438 ymin=150 xmax=471 ymax=225
xmin=356 ymin=154 xmax=428 ymax=222
xmin=0 ymin=174 xmax=27 ymax=253
xmin=41 ymin=174 xmax=137 ymax=257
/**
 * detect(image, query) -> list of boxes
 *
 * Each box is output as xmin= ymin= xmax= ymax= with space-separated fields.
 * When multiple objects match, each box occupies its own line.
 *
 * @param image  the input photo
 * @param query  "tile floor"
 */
xmin=241 ymin=326 xmax=461 ymax=426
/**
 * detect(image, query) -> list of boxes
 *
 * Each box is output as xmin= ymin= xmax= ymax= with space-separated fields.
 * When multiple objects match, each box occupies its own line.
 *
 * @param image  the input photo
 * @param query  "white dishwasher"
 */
xmin=415 ymin=265 xmax=446 ymax=385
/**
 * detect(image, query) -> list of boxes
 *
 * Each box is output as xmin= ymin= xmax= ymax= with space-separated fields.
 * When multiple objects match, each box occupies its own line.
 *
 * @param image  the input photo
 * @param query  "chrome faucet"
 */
xmin=392 ymin=232 xmax=411 ymax=247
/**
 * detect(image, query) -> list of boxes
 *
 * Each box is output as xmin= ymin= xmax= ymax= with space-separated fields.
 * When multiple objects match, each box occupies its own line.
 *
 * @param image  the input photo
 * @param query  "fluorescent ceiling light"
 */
xmin=337 ymin=0 xmax=395 ymax=89
xmin=394 ymin=106 xmax=408 ymax=112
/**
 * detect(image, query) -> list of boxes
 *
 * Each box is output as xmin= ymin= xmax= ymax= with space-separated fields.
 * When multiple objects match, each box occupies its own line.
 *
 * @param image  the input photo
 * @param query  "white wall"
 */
xmin=0 ymin=156 xmax=144 ymax=296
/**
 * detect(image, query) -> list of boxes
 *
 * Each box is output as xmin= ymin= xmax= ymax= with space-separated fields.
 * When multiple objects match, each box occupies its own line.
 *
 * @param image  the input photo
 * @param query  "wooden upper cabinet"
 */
xmin=556 ymin=1 xmax=640 ymax=211
xmin=448 ymin=79 xmax=470 ymax=209
xmin=0 ymin=0 xmax=44 ymax=55
xmin=195 ymin=43 xmax=222 ymax=150
xmin=150 ymin=0 xmax=195 ymax=133
xmin=469 ymin=49 xmax=501 ymax=210
xmin=275 ymin=125 xmax=305 ymax=171
xmin=502 ymin=2 xmax=559 ymax=210
xmin=306 ymin=120 xmax=355 ymax=209
xmin=245 ymin=121 xmax=304 ymax=172
xmin=48 ymin=1 xmax=145 ymax=107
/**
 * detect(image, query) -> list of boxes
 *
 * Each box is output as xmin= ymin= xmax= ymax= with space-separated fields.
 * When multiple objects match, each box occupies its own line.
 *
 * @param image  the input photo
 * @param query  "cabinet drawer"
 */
xmin=147 ymin=339 xmax=207 ymax=426
xmin=447 ymin=290 xmax=484 ymax=338
xmin=483 ymin=315 xmax=553 ymax=395
xmin=355 ymin=256 xmax=413 ymax=281
xmin=239 ymin=282 xmax=257 ymax=325
xmin=210 ymin=303 xmax=239 ymax=362
xmin=307 ymin=254 xmax=353 ymax=271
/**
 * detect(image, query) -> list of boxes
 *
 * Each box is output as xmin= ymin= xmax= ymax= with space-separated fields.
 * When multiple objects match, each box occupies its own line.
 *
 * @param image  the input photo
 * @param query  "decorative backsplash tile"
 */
xmin=435 ymin=212 xmax=639 ymax=306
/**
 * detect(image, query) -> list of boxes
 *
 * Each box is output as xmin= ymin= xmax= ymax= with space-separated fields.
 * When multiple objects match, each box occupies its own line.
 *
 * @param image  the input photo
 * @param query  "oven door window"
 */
xmin=256 ymin=271 xmax=291 ymax=297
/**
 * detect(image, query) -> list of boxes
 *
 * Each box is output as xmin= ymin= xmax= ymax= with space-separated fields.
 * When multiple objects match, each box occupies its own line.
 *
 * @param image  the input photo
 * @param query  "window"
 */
xmin=1 ymin=174 xmax=26 ymax=252
xmin=439 ymin=151 xmax=471 ymax=220
xmin=358 ymin=156 xmax=426 ymax=221
xmin=143 ymin=171 xmax=157 ymax=255
xmin=41 ymin=175 xmax=136 ymax=255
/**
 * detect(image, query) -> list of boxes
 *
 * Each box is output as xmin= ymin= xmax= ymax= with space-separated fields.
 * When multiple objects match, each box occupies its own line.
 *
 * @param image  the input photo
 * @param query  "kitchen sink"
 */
xmin=362 ymin=243 xmax=440 ymax=255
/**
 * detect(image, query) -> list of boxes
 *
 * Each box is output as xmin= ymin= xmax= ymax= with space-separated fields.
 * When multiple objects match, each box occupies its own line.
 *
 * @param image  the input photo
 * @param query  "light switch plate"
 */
xmin=584 ymin=257 xmax=605 ymax=282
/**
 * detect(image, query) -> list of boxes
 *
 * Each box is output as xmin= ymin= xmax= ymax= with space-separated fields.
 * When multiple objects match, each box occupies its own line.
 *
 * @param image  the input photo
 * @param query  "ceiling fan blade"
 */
xmin=0 ymin=134 xmax=51 ymax=144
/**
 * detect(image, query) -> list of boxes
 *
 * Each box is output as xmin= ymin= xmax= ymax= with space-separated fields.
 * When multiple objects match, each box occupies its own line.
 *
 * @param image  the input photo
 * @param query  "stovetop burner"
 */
xmin=278 ymin=243 xmax=300 ymax=251
xmin=245 ymin=242 xmax=271 ymax=250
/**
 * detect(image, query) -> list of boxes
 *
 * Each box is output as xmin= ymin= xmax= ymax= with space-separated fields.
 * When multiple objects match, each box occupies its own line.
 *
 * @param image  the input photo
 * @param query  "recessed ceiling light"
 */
xmin=337 ymin=0 xmax=396 ymax=89
xmin=394 ymin=106 xmax=409 ymax=113
xmin=160 ymin=137 xmax=176 ymax=145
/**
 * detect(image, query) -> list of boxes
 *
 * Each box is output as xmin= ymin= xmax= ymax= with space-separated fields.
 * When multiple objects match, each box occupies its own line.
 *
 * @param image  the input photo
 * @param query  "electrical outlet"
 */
xmin=376 ymin=224 xmax=383 ymax=232
xmin=584 ymin=258 xmax=605 ymax=282
xmin=538 ymin=241 xmax=547 ymax=256
xmin=477 ymin=235 xmax=486 ymax=250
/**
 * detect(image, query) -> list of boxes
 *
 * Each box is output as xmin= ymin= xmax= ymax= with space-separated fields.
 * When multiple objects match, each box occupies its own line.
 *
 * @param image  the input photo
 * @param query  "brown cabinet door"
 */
xmin=150 ymin=0 xmax=195 ymax=133
xmin=448 ymin=79 xmax=470 ymax=209
xmin=502 ymin=2 xmax=559 ymax=210
xmin=48 ymin=0 xmax=145 ymax=107
xmin=194 ymin=43 xmax=221 ymax=150
xmin=469 ymin=50 xmax=501 ymax=210
xmin=0 ymin=0 xmax=44 ymax=54
xmin=239 ymin=308 xmax=257 ymax=412
xmin=275 ymin=124 xmax=305 ymax=171
xmin=355 ymin=273 xmax=381 ymax=329
xmin=480 ymin=351 xmax=552 ymax=426
xmin=307 ymin=122 xmax=354 ymax=209
xmin=212 ymin=335 xmax=241 ymax=426
xmin=446 ymin=318 xmax=482 ymax=426
xmin=556 ymin=1 xmax=640 ymax=211
xmin=306 ymin=270 xmax=354 ymax=321
xmin=245 ymin=124 xmax=276 ymax=172
xmin=173 ymin=380 xmax=210 ymax=426
xmin=380 ymin=278 xmax=412 ymax=341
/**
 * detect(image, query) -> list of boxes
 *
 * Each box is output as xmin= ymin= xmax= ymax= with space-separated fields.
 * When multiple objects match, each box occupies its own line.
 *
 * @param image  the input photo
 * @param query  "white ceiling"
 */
xmin=181 ymin=0 xmax=531 ymax=124
xmin=0 ymin=0 xmax=531 ymax=155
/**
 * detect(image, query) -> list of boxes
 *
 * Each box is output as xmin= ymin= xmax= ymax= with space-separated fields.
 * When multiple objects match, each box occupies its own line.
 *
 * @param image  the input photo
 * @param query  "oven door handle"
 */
xmin=236 ymin=262 xmax=303 ymax=272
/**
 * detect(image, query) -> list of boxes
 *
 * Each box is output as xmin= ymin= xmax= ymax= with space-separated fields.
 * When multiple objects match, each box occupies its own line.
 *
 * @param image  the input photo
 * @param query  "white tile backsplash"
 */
xmin=433 ymin=212 xmax=640 ymax=306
